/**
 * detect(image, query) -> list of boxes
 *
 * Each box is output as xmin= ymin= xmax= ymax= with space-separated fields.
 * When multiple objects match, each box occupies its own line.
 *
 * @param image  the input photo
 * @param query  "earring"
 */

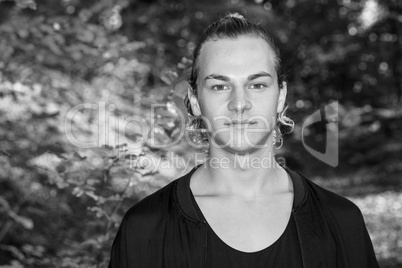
xmin=273 ymin=131 xmax=283 ymax=149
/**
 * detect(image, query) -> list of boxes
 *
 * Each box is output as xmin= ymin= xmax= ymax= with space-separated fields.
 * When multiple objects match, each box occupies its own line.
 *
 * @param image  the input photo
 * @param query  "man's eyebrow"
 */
xmin=247 ymin=72 xmax=272 ymax=81
xmin=204 ymin=74 xmax=230 ymax=82
xmin=204 ymin=72 xmax=272 ymax=82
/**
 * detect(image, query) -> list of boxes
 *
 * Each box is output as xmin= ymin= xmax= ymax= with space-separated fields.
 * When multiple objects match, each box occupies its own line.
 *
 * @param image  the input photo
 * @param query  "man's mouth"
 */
xmin=225 ymin=120 xmax=257 ymax=125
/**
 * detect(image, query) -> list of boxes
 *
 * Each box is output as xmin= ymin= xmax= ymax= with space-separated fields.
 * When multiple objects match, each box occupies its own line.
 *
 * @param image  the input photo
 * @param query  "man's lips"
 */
xmin=225 ymin=120 xmax=257 ymax=125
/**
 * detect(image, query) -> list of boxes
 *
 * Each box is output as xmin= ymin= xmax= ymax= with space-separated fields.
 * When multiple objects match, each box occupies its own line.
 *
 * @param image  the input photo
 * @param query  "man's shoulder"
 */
xmin=123 ymin=179 xmax=175 ymax=222
xmin=299 ymin=172 xmax=364 ymax=220
xmin=121 ymin=171 xmax=190 ymax=224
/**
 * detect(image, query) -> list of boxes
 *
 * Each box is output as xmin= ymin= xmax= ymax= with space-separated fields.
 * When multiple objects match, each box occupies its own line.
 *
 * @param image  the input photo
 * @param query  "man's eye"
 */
xmin=211 ymin=85 xmax=229 ymax=91
xmin=250 ymin=83 xmax=266 ymax=90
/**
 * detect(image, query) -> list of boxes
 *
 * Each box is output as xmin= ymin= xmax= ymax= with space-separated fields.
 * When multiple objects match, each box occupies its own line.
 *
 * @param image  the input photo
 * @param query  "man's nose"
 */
xmin=227 ymin=89 xmax=252 ymax=115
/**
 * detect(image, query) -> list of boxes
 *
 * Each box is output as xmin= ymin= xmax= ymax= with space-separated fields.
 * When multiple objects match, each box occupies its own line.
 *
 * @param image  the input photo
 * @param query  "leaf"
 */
xmin=21 ymin=244 xmax=45 ymax=258
xmin=43 ymin=36 xmax=63 ymax=55
xmin=76 ymin=29 xmax=95 ymax=43
xmin=85 ymin=191 xmax=99 ymax=201
xmin=80 ymin=238 xmax=101 ymax=249
xmin=0 ymin=245 xmax=25 ymax=263
xmin=14 ymin=0 xmax=37 ymax=10
xmin=0 ymin=196 xmax=10 ymax=213
xmin=29 ymin=152 xmax=63 ymax=171
xmin=13 ymin=214 xmax=34 ymax=230
xmin=73 ymin=152 xmax=86 ymax=161
xmin=0 ymin=260 xmax=24 ymax=268
xmin=87 ymin=206 xmax=104 ymax=218
xmin=146 ymin=125 xmax=171 ymax=148
xmin=160 ymin=71 xmax=178 ymax=85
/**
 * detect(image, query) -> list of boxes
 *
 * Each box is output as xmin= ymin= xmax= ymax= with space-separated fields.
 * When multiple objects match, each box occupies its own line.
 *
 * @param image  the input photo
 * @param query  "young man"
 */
xmin=109 ymin=13 xmax=379 ymax=268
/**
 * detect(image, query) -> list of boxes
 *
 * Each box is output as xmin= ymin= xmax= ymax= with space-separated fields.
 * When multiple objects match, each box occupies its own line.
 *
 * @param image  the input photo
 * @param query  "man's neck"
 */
xmin=194 ymin=147 xmax=289 ymax=201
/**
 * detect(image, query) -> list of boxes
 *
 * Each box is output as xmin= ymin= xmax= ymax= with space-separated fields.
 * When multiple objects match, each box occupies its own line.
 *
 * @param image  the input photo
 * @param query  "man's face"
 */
xmin=195 ymin=35 xmax=287 ymax=154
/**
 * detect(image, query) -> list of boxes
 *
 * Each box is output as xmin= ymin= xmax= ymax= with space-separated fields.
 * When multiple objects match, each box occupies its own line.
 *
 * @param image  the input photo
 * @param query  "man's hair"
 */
xmin=188 ymin=12 xmax=285 ymax=95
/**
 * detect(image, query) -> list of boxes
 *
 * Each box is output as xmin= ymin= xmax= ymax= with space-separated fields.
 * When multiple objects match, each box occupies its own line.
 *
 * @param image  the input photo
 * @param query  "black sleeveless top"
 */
xmin=190 ymin=191 xmax=303 ymax=268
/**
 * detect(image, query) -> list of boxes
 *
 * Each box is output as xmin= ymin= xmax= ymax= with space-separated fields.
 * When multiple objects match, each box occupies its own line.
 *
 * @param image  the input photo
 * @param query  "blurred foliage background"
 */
xmin=0 ymin=0 xmax=401 ymax=267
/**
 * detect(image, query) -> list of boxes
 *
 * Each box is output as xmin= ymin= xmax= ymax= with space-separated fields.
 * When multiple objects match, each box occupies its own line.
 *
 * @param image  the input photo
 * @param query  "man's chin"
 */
xmin=225 ymin=146 xmax=257 ymax=155
xmin=210 ymin=136 xmax=269 ymax=154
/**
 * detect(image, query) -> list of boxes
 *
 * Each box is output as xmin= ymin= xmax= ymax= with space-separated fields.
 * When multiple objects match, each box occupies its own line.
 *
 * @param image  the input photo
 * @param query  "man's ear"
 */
xmin=188 ymin=86 xmax=201 ymax=116
xmin=277 ymin=82 xmax=287 ymax=113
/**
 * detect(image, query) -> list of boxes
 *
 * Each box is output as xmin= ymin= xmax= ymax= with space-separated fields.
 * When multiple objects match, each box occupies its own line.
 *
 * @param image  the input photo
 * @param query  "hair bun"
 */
xmin=226 ymin=12 xmax=245 ymax=19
